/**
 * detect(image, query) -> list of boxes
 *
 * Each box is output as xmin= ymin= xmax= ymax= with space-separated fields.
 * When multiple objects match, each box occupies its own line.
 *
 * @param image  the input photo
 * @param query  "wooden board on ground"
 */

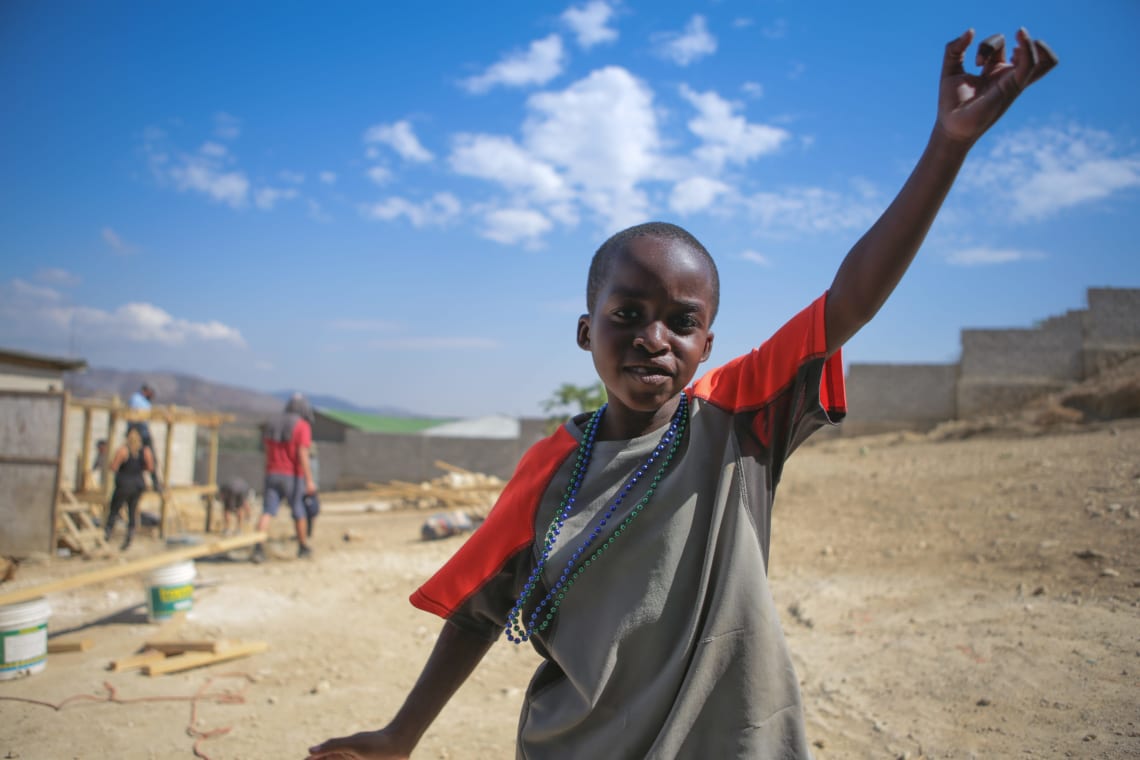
xmin=0 ymin=532 xmax=267 ymax=607
xmin=48 ymin=638 xmax=93 ymax=653
xmin=142 ymin=640 xmax=269 ymax=676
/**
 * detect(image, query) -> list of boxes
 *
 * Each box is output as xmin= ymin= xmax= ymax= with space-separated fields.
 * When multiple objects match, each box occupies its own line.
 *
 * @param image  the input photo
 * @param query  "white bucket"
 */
xmin=145 ymin=561 xmax=196 ymax=622
xmin=0 ymin=597 xmax=51 ymax=680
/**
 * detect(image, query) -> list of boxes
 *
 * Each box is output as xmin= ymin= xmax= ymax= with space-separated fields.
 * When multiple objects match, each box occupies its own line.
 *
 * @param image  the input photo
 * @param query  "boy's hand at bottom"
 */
xmin=306 ymin=729 xmax=411 ymax=760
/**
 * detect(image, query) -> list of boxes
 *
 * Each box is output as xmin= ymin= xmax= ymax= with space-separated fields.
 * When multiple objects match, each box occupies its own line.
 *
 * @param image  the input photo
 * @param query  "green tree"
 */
xmin=542 ymin=381 xmax=607 ymax=431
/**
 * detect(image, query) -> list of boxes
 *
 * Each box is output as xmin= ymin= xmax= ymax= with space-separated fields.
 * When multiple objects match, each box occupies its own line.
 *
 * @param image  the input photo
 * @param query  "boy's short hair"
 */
xmin=586 ymin=221 xmax=720 ymax=320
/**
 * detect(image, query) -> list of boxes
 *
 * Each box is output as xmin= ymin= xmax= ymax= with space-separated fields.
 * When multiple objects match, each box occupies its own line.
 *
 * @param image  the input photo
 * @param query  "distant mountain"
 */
xmin=270 ymin=390 xmax=413 ymax=417
xmin=64 ymin=368 xmax=414 ymax=423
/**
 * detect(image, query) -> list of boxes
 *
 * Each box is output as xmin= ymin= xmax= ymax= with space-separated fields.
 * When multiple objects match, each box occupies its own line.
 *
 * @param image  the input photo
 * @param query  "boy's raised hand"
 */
xmin=937 ymin=28 xmax=1058 ymax=145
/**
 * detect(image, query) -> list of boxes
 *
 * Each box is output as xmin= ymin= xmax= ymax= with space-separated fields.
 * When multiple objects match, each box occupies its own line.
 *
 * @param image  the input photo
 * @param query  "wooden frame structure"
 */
xmin=64 ymin=397 xmax=234 ymax=540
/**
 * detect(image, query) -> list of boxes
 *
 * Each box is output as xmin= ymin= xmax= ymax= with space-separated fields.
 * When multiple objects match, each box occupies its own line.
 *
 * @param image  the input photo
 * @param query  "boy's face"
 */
xmin=578 ymin=235 xmax=715 ymax=429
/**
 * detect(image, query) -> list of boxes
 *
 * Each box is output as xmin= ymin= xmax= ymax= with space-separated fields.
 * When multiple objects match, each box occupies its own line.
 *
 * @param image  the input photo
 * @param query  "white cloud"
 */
xmin=319 ymin=171 xmax=337 ymax=184
xmin=669 ymin=176 xmax=730 ymax=214
xmin=946 ymin=246 xmax=1046 ymax=267
xmin=450 ymin=134 xmax=567 ymax=200
xmin=523 ymin=66 xmax=662 ymax=228
xmin=462 ymin=34 xmax=565 ymax=93
xmin=9 ymin=278 xmax=62 ymax=302
xmin=102 ymin=227 xmax=137 ymax=254
xmin=480 ymin=207 xmax=553 ymax=246
xmin=253 ymin=186 xmax=298 ymax=210
xmin=0 ymin=278 xmax=245 ymax=347
xmin=278 ymin=170 xmax=305 ymax=184
xmin=963 ymin=124 xmax=1140 ymax=221
xmin=200 ymin=141 xmax=228 ymax=157
xmin=306 ymin=199 xmax=332 ymax=223
xmin=732 ymin=18 xmax=754 ymax=29
xmin=740 ymin=250 xmax=772 ymax=266
xmin=214 ymin=112 xmax=241 ymax=140
xmin=363 ymin=120 xmax=435 ymax=162
xmin=745 ymin=186 xmax=880 ymax=234
xmin=562 ymin=1 xmax=617 ymax=49
xmin=680 ymin=84 xmax=789 ymax=170
xmin=654 ymin=15 xmax=716 ymax=66
xmin=363 ymin=192 xmax=462 ymax=227
xmin=167 ymin=154 xmax=250 ymax=208
xmin=741 ymin=81 xmax=764 ymax=99
xmin=36 ymin=268 xmax=81 ymax=287
xmin=367 ymin=166 xmax=393 ymax=185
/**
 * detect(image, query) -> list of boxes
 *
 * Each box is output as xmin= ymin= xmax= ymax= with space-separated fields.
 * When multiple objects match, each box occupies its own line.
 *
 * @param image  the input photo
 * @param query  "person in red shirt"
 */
xmin=251 ymin=393 xmax=317 ymax=562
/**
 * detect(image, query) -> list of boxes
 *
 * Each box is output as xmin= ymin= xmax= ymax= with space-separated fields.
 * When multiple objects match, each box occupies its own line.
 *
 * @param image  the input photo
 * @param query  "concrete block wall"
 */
xmin=845 ymin=287 xmax=1139 ymax=430
xmin=1085 ymin=287 xmax=1140 ymax=345
xmin=843 ymin=363 xmax=958 ymax=435
xmin=959 ymin=310 xmax=1085 ymax=382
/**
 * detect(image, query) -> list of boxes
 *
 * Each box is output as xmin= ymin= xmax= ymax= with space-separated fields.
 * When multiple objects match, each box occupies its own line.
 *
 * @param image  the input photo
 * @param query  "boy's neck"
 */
xmin=595 ymin=393 xmax=684 ymax=441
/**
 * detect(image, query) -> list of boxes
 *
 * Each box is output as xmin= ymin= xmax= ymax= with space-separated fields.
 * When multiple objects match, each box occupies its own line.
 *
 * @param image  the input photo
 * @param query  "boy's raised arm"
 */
xmin=307 ymin=621 xmax=495 ymax=759
xmin=824 ymin=28 xmax=1058 ymax=356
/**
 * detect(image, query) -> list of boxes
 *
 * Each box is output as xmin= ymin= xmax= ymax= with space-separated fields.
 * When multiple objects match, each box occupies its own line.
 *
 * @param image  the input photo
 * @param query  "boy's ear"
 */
xmin=700 ymin=331 xmax=714 ymax=362
xmin=576 ymin=314 xmax=592 ymax=351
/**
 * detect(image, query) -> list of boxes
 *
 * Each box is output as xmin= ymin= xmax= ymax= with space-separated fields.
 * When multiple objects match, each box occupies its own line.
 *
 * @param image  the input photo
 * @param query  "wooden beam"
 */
xmin=143 ymin=640 xmax=268 ymax=676
xmin=143 ymin=639 xmax=228 ymax=654
xmin=206 ymin=427 xmax=219 ymax=490
xmin=434 ymin=460 xmax=476 ymax=475
xmin=79 ymin=407 xmax=93 ymax=492
xmin=110 ymin=649 xmax=167 ymax=673
xmin=48 ymin=638 xmax=93 ymax=653
xmin=0 ymin=532 xmax=267 ymax=607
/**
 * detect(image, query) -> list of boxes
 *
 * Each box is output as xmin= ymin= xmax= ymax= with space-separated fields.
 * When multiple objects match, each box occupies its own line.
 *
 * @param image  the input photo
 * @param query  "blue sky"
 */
xmin=2 ymin=1 xmax=1137 ymax=418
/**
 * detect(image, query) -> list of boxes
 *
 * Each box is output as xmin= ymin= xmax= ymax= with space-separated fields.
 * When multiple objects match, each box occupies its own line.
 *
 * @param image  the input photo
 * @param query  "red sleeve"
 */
xmin=293 ymin=419 xmax=313 ymax=449
xmin=410 ymin=427 xmax=579 ymax=620
xmin=691 ymin=292 xmax=846 ymax=446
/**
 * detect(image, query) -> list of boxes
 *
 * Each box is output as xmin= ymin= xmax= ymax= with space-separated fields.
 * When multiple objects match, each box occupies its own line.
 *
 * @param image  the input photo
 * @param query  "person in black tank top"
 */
xmin=104 ymin=428 xmax=155 ymax=551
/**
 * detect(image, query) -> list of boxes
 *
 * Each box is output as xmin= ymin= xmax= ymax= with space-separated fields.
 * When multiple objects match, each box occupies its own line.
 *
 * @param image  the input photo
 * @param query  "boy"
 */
xmin=309 ymin=28 xmax=1056 ymax=759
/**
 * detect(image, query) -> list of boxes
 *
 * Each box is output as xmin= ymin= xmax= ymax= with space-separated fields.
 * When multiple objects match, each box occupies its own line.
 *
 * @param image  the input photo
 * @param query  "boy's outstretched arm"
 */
xmin=824 ymin=28 xmax=1058 ymax=356
xmin=306 ymin=621 xmax=495 ymax=759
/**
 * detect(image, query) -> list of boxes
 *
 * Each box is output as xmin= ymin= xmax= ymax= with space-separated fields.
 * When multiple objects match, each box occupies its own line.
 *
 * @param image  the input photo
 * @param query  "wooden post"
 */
xmin=206 ymin=425 xmax=219 ymax=489
xmin=49 ymin=391 xmax=70 ymax=555
xmin=79 ymin=407 xmax=93 ymax=492
xmin=161 ymin=415 xmax=174 ymax=538
xmin=104 ymin=407 xmax=120 ymax=503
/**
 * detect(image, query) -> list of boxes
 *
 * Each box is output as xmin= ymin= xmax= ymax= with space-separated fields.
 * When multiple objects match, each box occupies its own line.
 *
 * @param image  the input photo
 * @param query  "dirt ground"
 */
xmin=1 ymin=420 xmax=1137 ymax=760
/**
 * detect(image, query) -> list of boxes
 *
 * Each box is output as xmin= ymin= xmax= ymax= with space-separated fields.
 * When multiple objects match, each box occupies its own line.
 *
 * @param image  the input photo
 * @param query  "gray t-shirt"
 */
xmin=412 ymin=294 xmax=846 ymax=759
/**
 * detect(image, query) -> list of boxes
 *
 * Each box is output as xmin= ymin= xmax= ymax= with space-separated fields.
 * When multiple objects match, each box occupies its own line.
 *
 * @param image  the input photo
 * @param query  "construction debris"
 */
xmin=366 ymin=460 xmax=504 ymax=522
xmin=110 ymin=638 xmax=268 ymax=676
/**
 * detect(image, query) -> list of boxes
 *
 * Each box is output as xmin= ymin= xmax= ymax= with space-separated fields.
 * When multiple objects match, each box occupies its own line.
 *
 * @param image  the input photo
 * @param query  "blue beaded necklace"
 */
xmin=505 ymin=392 xmax=689 ymax=644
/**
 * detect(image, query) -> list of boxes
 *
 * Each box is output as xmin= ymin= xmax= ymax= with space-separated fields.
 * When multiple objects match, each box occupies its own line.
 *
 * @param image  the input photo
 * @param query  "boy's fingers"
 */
xmin=943 ymin=29 xmax=974 ymax=77
xmin=1027 ymin=39 xmax=1059 ymax=85
xmin=976 ymin=32 xmax=1006 ymax=76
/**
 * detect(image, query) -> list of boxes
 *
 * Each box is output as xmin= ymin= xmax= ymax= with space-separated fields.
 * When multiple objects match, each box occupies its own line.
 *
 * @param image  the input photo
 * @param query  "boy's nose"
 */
xmin=633 ymin=322 xmax=667 ymax=352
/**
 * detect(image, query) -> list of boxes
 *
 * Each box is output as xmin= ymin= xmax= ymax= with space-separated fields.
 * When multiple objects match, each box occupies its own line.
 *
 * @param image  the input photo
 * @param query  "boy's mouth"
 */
xmin=626 ymin=364 xmax=674 ymax=385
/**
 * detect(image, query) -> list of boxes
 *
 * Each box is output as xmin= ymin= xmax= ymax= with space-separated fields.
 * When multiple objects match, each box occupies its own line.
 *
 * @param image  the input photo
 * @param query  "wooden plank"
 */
xmin=48 ymin=638 xmax=93 ymax=653
xmin=0 ymin=532 xmax=267 ymax=606
xmin=144 ymin=640 xmax=268 ymax=675
xmin=143 ymin=639 xmax=228 ymax=654
xmin=110 ymin=648 xmax=166 ymax=672
xmin=434 ymin=460 xmax=476 ymax=475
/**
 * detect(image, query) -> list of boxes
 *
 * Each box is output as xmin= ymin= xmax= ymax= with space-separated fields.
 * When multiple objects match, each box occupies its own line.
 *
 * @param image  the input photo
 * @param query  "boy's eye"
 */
xmin=614 ymin=308 xmax=640 ymax=321
xmin=671 ymin=314 xmax=700 ymax=331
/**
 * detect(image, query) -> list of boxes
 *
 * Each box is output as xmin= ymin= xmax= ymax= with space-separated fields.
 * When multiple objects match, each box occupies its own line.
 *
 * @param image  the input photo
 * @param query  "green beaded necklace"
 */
xmin=505 ymin=392 xmax=689 ymax=644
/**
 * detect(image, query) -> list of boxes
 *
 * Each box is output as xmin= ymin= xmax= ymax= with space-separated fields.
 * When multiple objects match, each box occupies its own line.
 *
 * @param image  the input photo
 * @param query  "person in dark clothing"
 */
xmin=219 ymin=476 xmax=253 ymax=535
xmin=103 ymin=428 xmax=155 ymax=551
